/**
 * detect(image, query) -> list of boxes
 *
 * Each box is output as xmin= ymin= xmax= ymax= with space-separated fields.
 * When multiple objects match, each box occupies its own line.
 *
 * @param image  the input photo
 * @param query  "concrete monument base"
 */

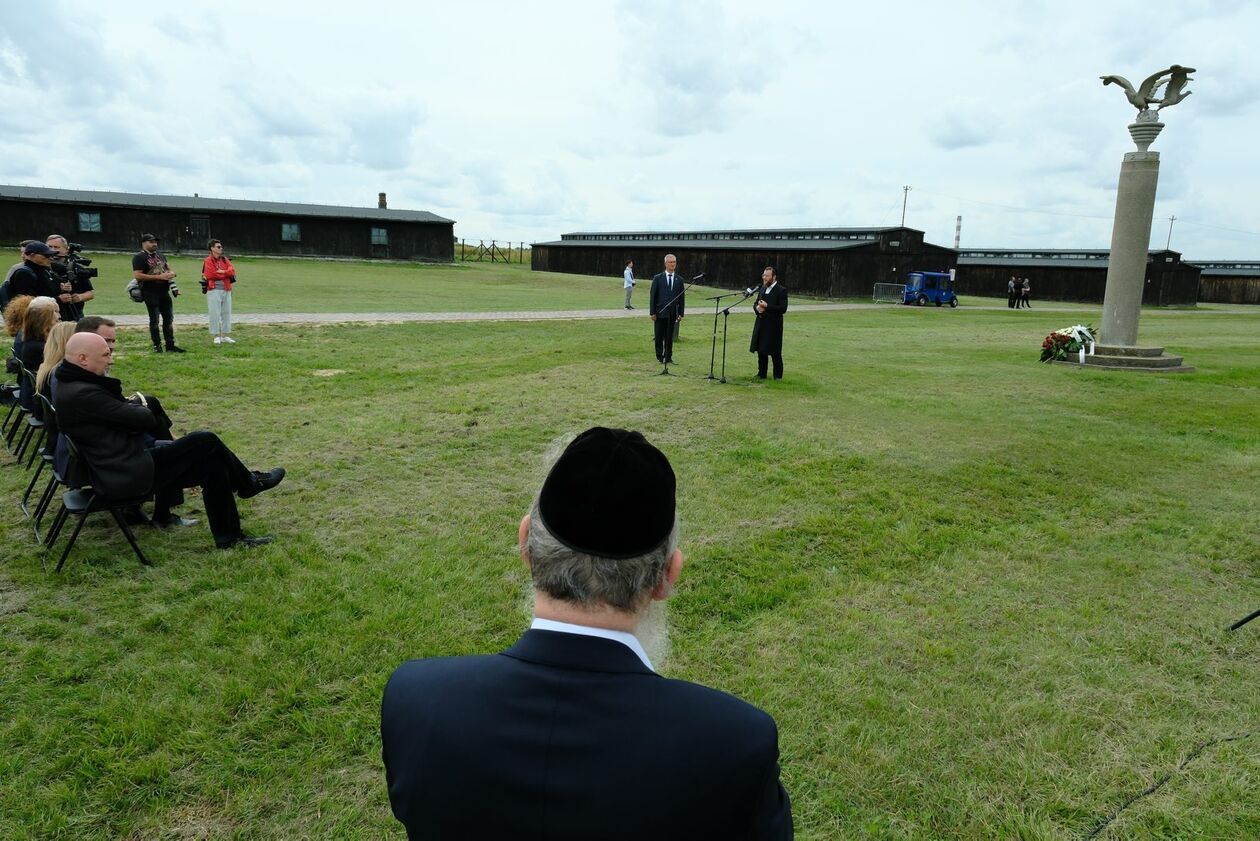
xmin=1055 ymin=344 xmax=1194 ymax=373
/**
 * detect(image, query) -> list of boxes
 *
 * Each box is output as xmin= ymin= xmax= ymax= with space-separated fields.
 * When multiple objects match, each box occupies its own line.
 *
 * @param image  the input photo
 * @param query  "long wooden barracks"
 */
xmin=0 ymin=185 xmax=454 ymax=261
xmin=531 ymin=227 xmax=957 ymax=297
xmin=532 ymin=228 xmax=1259 ymax=306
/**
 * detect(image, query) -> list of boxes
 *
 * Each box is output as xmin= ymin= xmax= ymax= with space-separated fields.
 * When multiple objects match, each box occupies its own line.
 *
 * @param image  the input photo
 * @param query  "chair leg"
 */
xmin=45 ymin=502 xmax=71 ymax=554
xmin=33 ymin=477 xmax=59 ymax=538
xmin=109 ymin=507 xmax=151 ymax=566
xmin=1 ymin=400 xmax=17 ymax=437
xmin=54 ymin=508 xmax=91 ymax=573
xmin=25 ymin=430 xmax=46 ymax=468
xmin=14 ymin=423 xmax=35 ymax=460
xmin=20 ymin=458 xmax=46 ymax=516
xmin=6 ymin=409 xmax=28 ymax=448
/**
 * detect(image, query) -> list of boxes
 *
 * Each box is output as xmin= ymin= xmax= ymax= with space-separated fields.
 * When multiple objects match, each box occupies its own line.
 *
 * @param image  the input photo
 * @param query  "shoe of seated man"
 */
xmin=122 ymin=506 xmax=153 ymax=526
xmin=239 ymin=467 xmax=286 ymax=499
xmin=221 ymin=336 xmax=236 ymax=344
xmin=152 ymin=512 xmax=199 ymax=528
xmin=216 ymin=533 xmax=274 ymax=549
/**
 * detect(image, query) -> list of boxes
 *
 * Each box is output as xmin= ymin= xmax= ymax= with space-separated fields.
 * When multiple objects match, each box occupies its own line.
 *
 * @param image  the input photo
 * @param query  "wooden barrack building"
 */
xmin=531 ymin=227 xmax=958 ymax=297
xmin=0 ymin=185 xmax=454 ymax=261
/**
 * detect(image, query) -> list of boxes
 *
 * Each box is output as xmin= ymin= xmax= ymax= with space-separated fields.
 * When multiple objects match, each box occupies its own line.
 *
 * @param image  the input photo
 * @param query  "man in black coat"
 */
xmin=52 ymin=332 xmax=285 ymax=548
xmin=7 ymin=240 xmax=61 ymax=300
xmin=382 ymin=427 xmax=793 ymax=840
xmin=750 ymin=266 xmax=788 ymax=379
xmin=649 ymin=253 xmax=685 ymax=363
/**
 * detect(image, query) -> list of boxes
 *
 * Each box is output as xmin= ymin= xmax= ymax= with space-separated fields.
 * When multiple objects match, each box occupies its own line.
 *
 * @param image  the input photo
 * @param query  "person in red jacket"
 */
xmin=201 ymin=239 xmax=236 ymax=345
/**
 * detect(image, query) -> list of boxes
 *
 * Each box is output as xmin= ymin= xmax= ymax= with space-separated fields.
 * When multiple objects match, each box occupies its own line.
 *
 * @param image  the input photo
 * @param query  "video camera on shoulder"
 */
xmin=51 ymin=242 xmax=99 ymax=282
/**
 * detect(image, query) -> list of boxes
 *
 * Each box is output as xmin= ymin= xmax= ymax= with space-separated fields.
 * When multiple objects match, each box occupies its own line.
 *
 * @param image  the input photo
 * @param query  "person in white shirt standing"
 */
xmin=623 ymin=257 xmax=636 ymax=309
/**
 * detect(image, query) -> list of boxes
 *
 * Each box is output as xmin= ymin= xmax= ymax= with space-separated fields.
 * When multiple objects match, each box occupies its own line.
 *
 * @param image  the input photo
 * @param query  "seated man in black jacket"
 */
xmin=53 ymin=332 xmax=285 ymax=549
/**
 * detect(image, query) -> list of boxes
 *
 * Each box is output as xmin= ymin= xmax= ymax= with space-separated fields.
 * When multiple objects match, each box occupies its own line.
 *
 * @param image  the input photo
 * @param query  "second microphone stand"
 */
xmin=706 ymin=288 xmax=757 ymax=383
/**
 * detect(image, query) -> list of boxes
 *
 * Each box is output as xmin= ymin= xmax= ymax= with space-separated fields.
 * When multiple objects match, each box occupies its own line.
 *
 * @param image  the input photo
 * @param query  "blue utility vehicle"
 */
xmin=903 ymin=271 xmax=958 ymax=307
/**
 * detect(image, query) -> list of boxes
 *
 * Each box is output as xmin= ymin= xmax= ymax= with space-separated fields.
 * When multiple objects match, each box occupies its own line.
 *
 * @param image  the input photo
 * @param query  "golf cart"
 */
xmin=903 ymin=271 xmax=958 ymax=307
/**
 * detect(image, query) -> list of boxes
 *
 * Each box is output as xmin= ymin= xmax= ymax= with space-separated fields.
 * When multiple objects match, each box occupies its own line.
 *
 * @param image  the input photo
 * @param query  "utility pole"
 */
xmin=901 ymin=185 xmax=912 ymax=227
xmin=1165 ymin=215 xmax=1176 ymax=250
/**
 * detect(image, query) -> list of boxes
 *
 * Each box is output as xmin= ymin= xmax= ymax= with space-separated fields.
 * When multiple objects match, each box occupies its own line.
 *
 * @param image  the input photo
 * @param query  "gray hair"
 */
xmin=527 ymin=497 xmax=679 ymax=612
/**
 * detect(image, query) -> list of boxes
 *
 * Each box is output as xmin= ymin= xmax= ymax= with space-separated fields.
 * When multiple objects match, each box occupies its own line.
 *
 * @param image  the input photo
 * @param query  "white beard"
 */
xmin=633 ymin=599 xmax=672 ymax=672
xmin=522 ymin=586 xmax=673 ymax=672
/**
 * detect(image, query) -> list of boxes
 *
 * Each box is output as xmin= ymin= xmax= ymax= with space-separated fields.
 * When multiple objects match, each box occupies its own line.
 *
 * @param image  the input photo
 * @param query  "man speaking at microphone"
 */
xmin=649 ymin=253 xmax=685 ymax=363
xmin=750 ymin=266 xmax=788 ymax=380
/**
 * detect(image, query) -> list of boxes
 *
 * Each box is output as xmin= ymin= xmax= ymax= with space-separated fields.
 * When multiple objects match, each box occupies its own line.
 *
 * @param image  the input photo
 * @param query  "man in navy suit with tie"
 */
xmin=649 ymin=253 xmax=685 ymax=363
xmin=381 ymin=427 xmax=793 ymax=840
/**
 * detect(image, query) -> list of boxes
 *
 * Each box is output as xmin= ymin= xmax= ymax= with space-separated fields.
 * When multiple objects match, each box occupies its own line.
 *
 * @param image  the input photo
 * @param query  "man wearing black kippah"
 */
xmin=382 ymin=427 xmax=793 ymax=840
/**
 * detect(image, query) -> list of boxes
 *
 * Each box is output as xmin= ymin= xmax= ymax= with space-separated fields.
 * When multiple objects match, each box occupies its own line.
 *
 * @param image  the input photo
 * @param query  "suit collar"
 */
xmin=502 ymin=629 xmax=656 ymax=676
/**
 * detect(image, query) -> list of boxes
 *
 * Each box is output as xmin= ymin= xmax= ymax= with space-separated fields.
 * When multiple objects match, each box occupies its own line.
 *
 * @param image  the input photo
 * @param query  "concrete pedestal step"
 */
xmin=1054 ymin=346 xmax=1194 ymax=373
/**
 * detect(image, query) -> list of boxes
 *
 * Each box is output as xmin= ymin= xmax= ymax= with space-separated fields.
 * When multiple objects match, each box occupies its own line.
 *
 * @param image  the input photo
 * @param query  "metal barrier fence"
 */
xmin=873 ymin=282 xmax=906 ymax=303
xmin=457 ymin=239 xmax=529 ymax=263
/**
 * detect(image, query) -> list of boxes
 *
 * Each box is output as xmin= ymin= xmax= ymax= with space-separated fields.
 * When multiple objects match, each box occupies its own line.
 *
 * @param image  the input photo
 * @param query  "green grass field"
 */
xmin=1 ymin=260 xmax=1258 ymax=839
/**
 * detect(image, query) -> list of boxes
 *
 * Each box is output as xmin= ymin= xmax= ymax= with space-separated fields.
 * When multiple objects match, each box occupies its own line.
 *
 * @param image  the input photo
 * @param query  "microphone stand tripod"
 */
xmin=1229 ymin=608 xmax=1260 ymax=631
xmin=717 ymin=288 xmax=757 ymax=383
xmin=655 ymin=274 xmax=702 ymax=376
xmin=706 ymin=290 xmax=746 ymax=381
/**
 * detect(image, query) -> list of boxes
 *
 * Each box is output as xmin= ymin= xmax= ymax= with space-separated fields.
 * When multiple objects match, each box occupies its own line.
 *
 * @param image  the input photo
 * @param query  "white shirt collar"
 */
xmin=765 ymin=281 xmax=777 ymax=293
xmin=530 ymin=617 xmax=654 ymax=671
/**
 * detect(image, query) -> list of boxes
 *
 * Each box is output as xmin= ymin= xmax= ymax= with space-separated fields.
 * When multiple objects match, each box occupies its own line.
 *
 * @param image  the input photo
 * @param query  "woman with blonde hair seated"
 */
xmin=18 ymin=297 xmax=60 ymax=411
xmin=33 ymin=321 xmax=77 ymax=419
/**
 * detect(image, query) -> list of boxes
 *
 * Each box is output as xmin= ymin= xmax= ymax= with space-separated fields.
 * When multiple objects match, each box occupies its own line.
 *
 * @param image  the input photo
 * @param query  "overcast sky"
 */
xmin=2 ymin=0 xmax=1257 ymax=257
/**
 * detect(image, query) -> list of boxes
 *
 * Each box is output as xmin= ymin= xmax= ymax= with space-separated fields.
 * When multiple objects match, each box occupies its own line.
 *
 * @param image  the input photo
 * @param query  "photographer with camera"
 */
xmin=47 ymin=234 xmax=96 ymax=321
xmin=131 ymin=233 xmax=184 ymax=354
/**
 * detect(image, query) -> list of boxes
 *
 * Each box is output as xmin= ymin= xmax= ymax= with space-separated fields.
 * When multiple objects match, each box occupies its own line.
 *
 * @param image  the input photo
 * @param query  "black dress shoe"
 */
xmin=152 ymin=345 xmax=163 ymax=353
xmin=216 ymin=534 xmax=274 ymax=549
xmin=123 ymin=506 xmax=153 ymax=526
xmin=152 ymin=513 xmax=199 ymax=528
xmin=166 ymin=345 xmax=186 ymax=353
xmin=240 ymin=467 xmax=286 ymax=499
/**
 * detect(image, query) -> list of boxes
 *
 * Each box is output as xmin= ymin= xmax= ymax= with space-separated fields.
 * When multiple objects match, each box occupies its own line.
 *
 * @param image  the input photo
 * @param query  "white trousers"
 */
xmin=207 ymin=288 xmax=232 ymax=334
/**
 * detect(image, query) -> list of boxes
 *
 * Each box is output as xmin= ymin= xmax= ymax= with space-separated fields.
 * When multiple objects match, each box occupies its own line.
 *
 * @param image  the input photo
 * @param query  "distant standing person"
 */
xmin=1020 ymin=277 xmax=1031 ymax=309
xmin=750 ymin=266 xmax=788 ymax=380
xmin=649 ymin=254 xmax=685 ymax=363
xmin=132 ymin=233 xmax=184 ymax=353
xmin=202 ymin=239 xmax=236 ymax=345
xmin=1007 ymin=276 xmax=1017 ymax=309
xmin=623 ymin=258 xmax=636 ymax=310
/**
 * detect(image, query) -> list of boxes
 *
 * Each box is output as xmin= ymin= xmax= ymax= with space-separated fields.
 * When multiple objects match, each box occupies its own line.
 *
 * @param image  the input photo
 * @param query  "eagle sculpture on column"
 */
xmin=1101 ymin=65 xmax=1195 ymax=112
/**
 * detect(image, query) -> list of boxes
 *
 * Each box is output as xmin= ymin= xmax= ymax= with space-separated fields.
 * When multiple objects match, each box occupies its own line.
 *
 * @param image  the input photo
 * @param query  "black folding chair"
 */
xmin=11 ymin=364 xmax=42 ymax=459
xmin=44 ymin=434 xmax=152 ymax=573
xmin=22 ymin=393 xmax=58 ymax=526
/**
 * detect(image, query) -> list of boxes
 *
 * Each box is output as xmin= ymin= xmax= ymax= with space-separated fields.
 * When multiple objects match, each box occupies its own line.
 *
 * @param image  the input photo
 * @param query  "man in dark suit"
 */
xmin=52 ymin=332 xmax=285 ymax=548
xmin=649 ymin=253 xmax=685 ymax=363
xmin=750 ymin=266 xmax=788 ymax=379
xmin=382 ymin=427 xmax=793 ymax=840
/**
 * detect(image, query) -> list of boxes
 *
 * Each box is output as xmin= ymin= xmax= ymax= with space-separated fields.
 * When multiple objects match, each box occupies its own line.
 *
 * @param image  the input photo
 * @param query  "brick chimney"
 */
xmin=378 ymin=192 xmax=387 ymax=209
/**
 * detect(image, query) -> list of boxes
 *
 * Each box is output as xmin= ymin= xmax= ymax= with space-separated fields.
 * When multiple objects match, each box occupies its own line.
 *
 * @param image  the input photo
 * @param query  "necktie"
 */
xmin=668 ymin=273 xmax=673 ymax=291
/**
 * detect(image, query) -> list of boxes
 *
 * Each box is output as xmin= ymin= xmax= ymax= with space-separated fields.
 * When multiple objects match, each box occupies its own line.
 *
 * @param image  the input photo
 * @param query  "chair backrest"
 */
xmin=58 ymin=431 xmax=92 ymax=488
xmin=36 ymin=391 xmax=58 ymax=438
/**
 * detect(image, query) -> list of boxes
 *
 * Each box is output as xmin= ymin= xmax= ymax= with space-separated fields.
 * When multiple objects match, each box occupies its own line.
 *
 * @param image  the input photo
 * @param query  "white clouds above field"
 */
xmin=1 ymin=0 xmax=1258 ymax=257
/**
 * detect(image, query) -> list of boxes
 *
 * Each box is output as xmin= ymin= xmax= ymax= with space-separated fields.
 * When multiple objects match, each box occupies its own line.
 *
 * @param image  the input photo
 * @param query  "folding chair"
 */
xmin=44 ymin=434 xmax=152 ymax=573
xmin=22 ymin=393 xmax=58 ymax=524
xmin=8 ymin=362 xmax=38 ymax=455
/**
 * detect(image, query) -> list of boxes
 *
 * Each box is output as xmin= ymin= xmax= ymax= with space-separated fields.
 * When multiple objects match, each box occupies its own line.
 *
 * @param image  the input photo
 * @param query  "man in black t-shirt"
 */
xmin=131 ymin=233 xmax=184 ymax=353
